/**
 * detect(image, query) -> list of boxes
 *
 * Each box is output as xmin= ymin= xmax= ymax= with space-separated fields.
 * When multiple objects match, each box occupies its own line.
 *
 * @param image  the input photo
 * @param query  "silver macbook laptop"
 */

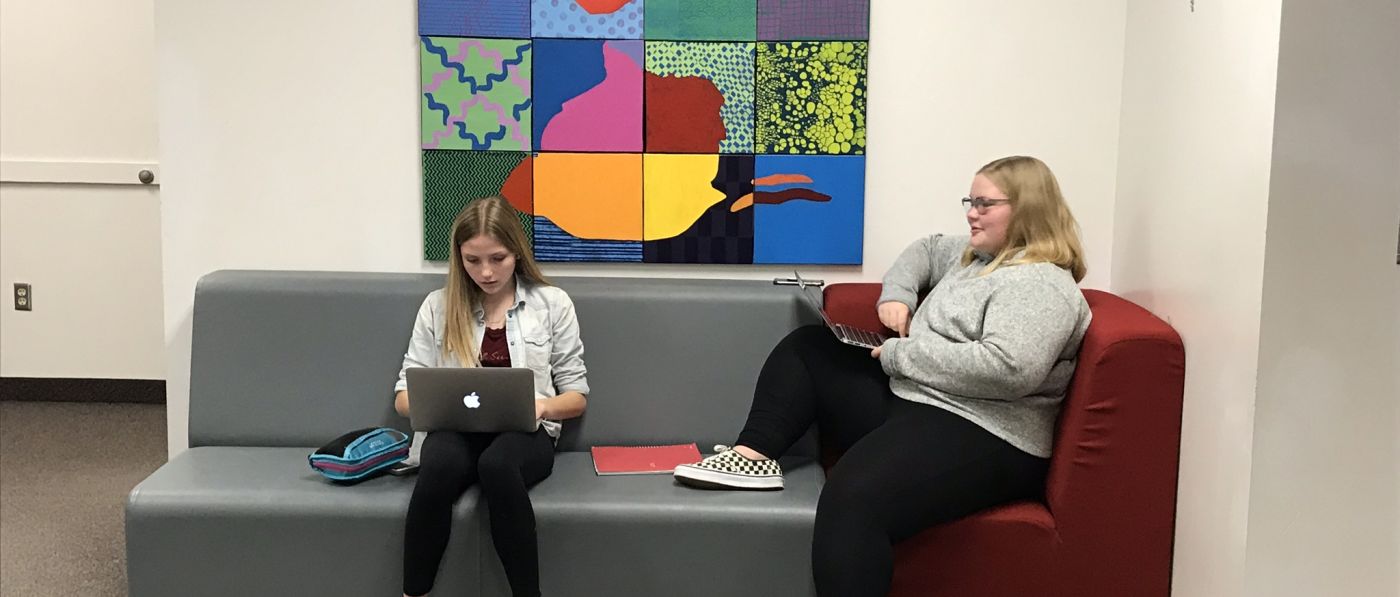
xmin=794 ymin=272 xmax=890 ymax=350
xmin=406 ymin=367 xmax=537 ymax=433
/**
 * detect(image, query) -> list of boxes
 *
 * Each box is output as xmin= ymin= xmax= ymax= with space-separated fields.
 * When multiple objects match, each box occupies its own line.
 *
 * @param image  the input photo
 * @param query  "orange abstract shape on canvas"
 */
xmin=753 ymin=174 xmax=814 ymax=186
xmin=534 ymin=153 xmax=642 ymax=240
xmin=730 ymin=189 xmax=832 ymax=213
xmin=575 ymin=0 xmax=632 ymax=15
xmin=500 ymin=156 xmax=533 ymax=214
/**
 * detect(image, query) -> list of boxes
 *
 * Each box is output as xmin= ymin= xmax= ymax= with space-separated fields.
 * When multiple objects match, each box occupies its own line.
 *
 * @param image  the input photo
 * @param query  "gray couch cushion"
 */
xmin=553 ymin=277 xmax=817 ymax=454
xmin=188 ymin=271 xmax=439 ymax=448
xmin=488 ymin=452 xmax=823 ymax=597
xmin=125 ymin=447 xmax=483 ymax=596
xmin=128 ymin=447 xmax=822 ymax=597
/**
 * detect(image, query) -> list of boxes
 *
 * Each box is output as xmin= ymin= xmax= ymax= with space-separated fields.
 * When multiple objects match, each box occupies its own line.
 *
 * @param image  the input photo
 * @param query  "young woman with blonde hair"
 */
xmin=393 ymin=196 xmax=588 ymax=597
xmin=674 ymin=156 xmax=1092 ymax=597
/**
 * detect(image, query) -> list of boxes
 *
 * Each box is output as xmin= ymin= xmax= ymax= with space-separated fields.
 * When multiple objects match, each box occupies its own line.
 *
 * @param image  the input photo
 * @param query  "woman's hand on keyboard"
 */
xmin=877 ymin=301 xmax=911 ymax=337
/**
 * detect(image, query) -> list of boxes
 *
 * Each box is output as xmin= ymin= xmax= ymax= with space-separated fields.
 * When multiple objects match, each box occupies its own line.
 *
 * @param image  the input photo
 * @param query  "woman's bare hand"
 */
xmin=877 ymin=301 xmax=911 ymax=337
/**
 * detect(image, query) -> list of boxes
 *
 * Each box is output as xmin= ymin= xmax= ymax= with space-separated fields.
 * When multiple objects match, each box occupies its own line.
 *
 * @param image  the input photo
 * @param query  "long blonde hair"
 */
xmin=961 ymin=156 xmax=1087 ymax=282
xmin=443 ymin=196 xmax=549 ymax=366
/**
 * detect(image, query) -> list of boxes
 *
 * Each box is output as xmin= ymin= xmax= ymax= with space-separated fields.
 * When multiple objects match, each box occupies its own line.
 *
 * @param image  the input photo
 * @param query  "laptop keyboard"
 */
xmin=836 ymin=324 xmax=886 ymax=347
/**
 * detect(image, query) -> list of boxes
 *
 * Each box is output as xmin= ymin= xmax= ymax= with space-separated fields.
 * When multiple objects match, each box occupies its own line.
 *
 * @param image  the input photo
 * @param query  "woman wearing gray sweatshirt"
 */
xmin=674 ymin=155 xmax=1093 ymax=597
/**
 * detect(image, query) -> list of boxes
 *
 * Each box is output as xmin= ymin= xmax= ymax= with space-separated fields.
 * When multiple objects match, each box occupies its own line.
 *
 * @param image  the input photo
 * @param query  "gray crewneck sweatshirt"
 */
xmin=877 ymin=234 xmax=1091 ymax=457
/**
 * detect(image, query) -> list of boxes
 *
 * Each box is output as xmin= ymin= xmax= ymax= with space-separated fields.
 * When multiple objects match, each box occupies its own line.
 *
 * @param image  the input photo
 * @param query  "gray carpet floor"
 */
xmin=1 ymin=402 xmax=166 ymax=597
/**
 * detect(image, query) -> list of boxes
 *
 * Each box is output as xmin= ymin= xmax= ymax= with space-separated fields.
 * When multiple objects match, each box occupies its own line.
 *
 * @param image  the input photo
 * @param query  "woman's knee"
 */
xmin=418 ymin=434 xmax=469 ymax=473
xmin=412 ymin=434 xmax=473 ymax=497
xmin=769 ymin=325 xmax=835 ymax=362
xmin=476 ymin=444 xmax=525 ymax=487
xmin=816 ymin=478 xmax=871 ymax=522
xmin=782 ymin=324 xmax=831 ymax=348
xmin=813 ymin=485 xmax=877 ymax=555
xmin=814 ymin=471 xmax=887 ymax=537
xmin=409 ymin=467 xmax=465 ymax=511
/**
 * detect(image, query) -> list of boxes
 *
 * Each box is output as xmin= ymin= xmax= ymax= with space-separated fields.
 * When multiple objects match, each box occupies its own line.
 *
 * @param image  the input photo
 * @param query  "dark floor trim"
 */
xmin=0 ymin=377 xmax=165 ymax=404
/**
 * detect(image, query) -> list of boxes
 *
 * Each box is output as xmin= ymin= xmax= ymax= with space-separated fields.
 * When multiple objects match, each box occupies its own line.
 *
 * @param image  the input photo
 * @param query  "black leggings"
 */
xmin=737 ymin=326 xmax=1049 ymax=597
xmin=402 ymin=428 xmax=555 ymax=597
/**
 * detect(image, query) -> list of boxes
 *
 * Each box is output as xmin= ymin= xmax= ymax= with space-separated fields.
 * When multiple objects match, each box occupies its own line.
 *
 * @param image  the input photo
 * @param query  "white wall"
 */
xmin=0 ymin=0 xmax=158 ymax=162
xmin=1243 ymin=0 xmax=1400 ymax=594
xmin=861 ymin=1 xmax=1123 ymax=291
xmin=0 ymin=185 xmax=164 ymax=379
xmin=154 ymin=0 xmax=1128 ymax=455
xmin=1111 ymin=1 xmax=1284 ymax=596
xmin=0 ymin=0 xmax=164 ymax=380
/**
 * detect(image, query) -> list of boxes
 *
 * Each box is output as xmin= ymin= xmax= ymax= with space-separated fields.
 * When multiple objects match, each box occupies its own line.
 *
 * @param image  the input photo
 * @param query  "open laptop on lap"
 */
xmin=406 ymin=367 xmax=537 ymax=433
xmin=794 ymin=271 xmax=891 ymax=350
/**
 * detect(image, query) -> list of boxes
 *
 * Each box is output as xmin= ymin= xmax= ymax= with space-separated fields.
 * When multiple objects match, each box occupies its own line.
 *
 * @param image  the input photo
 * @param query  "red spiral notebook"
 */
xmin=590 ymin=444 xmax=703 ymax=475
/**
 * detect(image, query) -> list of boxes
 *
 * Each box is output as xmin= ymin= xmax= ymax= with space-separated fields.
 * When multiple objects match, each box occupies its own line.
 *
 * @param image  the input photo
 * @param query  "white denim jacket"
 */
xmin=394 ymin=280 xmax=590 ymax=461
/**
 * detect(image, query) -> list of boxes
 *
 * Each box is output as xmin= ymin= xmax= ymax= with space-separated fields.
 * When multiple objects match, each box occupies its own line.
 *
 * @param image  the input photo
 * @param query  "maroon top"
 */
xmin=480 ymin=326 xmax=511 ymax=368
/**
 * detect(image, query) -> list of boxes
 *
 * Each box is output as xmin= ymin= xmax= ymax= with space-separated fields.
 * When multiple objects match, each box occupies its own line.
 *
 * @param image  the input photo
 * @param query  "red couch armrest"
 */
xmin=1047 ymin=289 xmax=1184 ymax=596
xmin=823 ymin=283 xmax=893 ymax=336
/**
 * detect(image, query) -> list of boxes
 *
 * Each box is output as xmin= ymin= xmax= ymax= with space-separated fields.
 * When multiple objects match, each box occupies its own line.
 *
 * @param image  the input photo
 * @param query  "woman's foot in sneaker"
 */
xmin=673 ymin=445 xmax=783 ymax=490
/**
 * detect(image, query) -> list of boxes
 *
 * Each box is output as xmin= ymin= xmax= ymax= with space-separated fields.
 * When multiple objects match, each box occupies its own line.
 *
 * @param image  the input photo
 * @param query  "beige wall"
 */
xmin=1244 ymin=0 xmax=1400 ymax=595
xmin=0 ymin=0 xmax=158 ymax=161
xmin=0 ymin=0 xmax=164 ymax=380
xmin=1111 ymin=1 xmax=1284 ymax=595
xmin=0 ymin=185 xmax=163 ymax=379
xmin=153 ymin=0 xmax=1129 ymax=456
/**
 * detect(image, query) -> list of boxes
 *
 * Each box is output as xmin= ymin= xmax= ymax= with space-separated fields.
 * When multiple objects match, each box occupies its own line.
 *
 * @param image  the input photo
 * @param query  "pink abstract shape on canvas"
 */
xmin=539 ymin=41 xmax=642 ymax=152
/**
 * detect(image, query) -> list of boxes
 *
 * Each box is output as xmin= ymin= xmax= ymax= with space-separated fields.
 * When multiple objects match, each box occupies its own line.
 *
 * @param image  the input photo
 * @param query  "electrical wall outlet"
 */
xmin=14 ymin=283 xmax=32 ymax=311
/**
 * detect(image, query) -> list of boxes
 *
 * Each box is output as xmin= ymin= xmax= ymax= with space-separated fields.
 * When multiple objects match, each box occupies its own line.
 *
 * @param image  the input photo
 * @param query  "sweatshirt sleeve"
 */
xmin=878 ymin=234 xmax=961 ymax=309
xmin=878 ymin=280 xmax=1078 ymax=399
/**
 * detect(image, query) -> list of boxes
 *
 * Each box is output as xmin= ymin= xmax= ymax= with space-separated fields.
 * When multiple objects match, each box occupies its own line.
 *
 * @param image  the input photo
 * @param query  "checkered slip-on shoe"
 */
xmin=673 ymin=445 xmax=784 ymax=490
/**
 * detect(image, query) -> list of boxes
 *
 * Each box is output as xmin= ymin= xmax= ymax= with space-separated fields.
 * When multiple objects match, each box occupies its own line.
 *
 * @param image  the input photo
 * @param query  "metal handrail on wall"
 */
xmin=0 ymin=160 xmax=159 ymax=186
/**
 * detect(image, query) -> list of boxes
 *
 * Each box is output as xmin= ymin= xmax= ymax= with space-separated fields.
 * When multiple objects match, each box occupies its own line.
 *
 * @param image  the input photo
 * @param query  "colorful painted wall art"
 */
xmin=419 ymin=0 xmax=870 ymax=264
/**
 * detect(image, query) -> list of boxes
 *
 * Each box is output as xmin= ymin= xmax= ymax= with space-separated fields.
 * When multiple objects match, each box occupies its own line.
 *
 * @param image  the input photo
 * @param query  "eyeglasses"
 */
xmin=960 ymin=196 xmax=1012 ymax=214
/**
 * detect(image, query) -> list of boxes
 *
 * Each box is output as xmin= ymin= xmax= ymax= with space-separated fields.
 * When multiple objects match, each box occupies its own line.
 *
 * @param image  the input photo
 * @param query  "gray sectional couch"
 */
xmin=126 ymin=271 xmax=825 ymax=597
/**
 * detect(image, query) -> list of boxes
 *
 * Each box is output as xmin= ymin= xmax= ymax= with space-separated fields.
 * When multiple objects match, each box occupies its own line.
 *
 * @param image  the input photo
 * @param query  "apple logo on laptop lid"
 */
xmin=463 ymin=392 xmax=481 ymax=409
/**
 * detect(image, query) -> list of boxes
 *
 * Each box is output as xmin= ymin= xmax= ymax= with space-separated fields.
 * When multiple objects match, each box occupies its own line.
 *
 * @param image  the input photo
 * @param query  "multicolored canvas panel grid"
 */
xmin=419 ymin=0 xmax=869 ymax=264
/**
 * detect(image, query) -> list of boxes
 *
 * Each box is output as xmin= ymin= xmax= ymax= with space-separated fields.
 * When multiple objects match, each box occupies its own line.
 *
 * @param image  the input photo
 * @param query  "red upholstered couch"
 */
xmin=822 ymin=284 xmax=1186 ymax=597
